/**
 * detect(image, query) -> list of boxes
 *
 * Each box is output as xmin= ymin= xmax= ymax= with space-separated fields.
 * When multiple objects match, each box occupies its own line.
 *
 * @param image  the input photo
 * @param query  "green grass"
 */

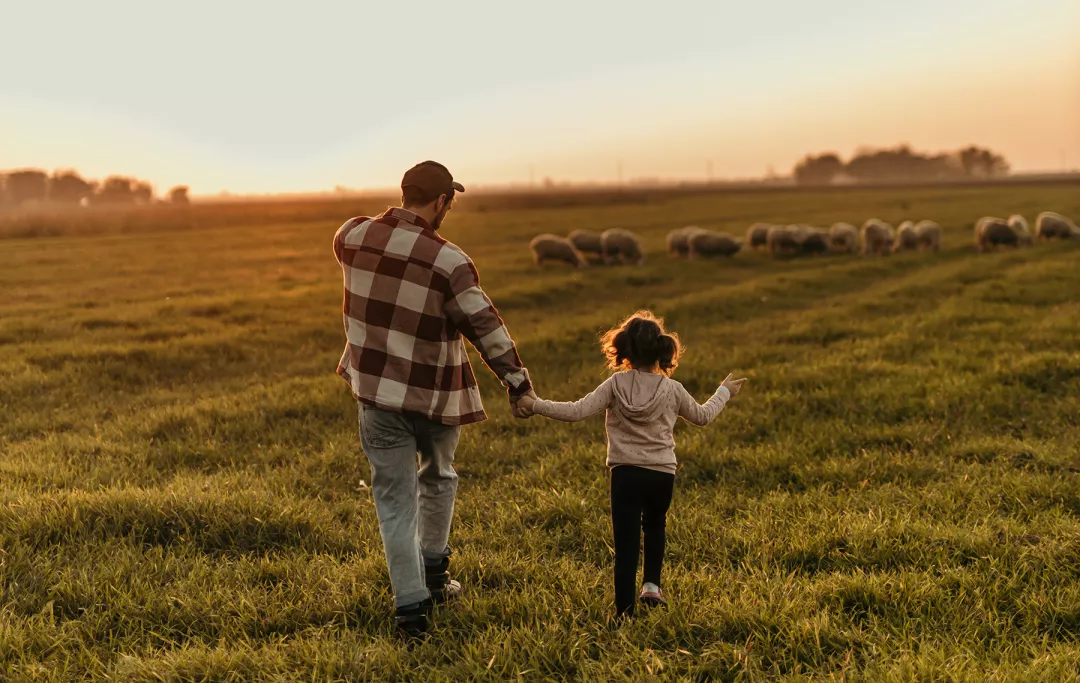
xmin=1 ymin=184 xmax=1080 ymax=681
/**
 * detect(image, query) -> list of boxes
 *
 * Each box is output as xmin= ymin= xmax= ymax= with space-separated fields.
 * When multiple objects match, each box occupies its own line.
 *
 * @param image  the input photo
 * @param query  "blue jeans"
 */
xmin=359 ymin=404 xmax=460 ymax=607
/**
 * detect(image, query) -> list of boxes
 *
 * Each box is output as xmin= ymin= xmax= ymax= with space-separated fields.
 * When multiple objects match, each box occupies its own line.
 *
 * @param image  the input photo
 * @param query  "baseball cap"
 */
xmin=401 ymin=161 xmax=465 ymax=197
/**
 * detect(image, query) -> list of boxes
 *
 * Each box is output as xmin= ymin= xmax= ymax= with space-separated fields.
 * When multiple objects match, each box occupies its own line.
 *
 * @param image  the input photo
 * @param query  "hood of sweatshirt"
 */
xmin=610 ymin=370 xmax=672 ymax=425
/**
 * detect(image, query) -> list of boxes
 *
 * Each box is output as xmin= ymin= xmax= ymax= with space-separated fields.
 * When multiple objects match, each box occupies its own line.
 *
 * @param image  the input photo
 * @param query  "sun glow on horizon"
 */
xmin=2 ymin=0 xmax=1078 ymax=195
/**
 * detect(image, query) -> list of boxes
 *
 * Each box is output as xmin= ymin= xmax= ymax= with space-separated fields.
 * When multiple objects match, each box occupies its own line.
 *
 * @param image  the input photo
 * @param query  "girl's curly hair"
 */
xmin=600 ymin=310 xmax=682 ymax=376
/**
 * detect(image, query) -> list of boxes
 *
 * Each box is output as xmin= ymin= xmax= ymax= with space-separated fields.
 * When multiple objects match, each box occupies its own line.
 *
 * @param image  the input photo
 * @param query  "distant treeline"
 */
xmin=0 ymin=168 xmax=190 ymax=210
xmin=793 ymin=145 xmax=1009 ymax=186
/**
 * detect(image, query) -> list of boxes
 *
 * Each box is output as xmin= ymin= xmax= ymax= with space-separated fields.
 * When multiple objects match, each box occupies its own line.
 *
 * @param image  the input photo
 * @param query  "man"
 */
xmin=333 ymin=161 xmax=535 ymax=637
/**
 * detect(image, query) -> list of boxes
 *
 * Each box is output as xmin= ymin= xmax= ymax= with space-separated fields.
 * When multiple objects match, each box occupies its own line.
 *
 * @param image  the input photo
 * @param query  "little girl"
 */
xmin=517 ymin=310 xmax=745 ymax=618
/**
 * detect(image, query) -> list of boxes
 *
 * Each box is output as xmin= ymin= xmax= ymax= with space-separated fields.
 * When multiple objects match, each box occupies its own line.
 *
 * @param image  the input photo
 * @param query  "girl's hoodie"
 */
xmin=532 ymin=369 xmax=729 ymax=474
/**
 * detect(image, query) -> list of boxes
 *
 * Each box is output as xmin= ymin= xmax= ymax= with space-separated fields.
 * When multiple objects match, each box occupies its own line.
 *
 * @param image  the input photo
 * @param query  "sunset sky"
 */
xmin=3 ymin=0 xmax=1078 ymax=195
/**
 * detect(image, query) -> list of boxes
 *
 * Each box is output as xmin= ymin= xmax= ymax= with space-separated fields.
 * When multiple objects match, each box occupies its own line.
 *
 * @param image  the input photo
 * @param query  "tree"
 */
xmin=5 ymin=169 xmax=48 ymax=206
xmin=793 ymin=153 xmax=845 ymax=185
xmin=95 ymin=176 xmax=136 ymax=204
xmin=167 ymin=185 xmax=190 ymax=205
xmin=980 ymin=149 xmax=1009 ymax=177
xmin=49 ymin=170 xmax=94 ymax=205
xmin=846 ymin=145 xmax=979 ymax=182
xmin=957 ymin=145 xmax=1009 ymax=178
xmin=133 ymin=181 xmax=154 ymax=204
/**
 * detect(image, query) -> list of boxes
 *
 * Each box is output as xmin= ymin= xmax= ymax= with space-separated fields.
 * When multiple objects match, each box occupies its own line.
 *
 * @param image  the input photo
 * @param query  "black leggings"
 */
xmin=610 ymin=465 xmax=675 ymax=616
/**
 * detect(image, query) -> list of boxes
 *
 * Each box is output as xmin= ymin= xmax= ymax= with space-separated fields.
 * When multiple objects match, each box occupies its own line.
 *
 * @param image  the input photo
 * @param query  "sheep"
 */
xmin=766 ymin=225 xmax=802 ymax=256
xmin=529 ymin=234 xmax=586 ymax=268
xmin=975 ymin=217 xmax=1028 ymax=251
xmin=828 ymin=222 xmax=859 ymax=254
xmin=1035 ymin=211 xmax=1080 ymax=240
xmin=688 ymin=230 xmax=742 ymax=258
xmin=1006 ymin=215 xmax=1033 ymax=246
xmin=893 ymin=221 xmax=919 ymax=253
xmin=567 ymin=229 xmax=604 ymax=262
xmin=745 ymin=223 xmax=772 ymax=250
xmin=1007 ymin=215 xmax=1030 ymax=238
xmin=600 ymin=228 xmax=645 ymax=265
xmin=861 ymin=219 xmax=893 ymax=256
xmin=667 ymin=226 xmax=706 ymax=257
xmin=914 ymin=220 xmax=942 ymax=252
xmin=798 ymin=227 xmax=830 ymax=256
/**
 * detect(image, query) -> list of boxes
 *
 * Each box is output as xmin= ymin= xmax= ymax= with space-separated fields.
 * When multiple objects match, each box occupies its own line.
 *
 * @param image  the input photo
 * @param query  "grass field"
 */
xmin=2 ymin=184 xmax=1080 ymax=681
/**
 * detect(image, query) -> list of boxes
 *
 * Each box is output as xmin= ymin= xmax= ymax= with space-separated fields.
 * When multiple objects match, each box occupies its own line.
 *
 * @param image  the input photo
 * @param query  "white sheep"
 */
xmin=567 ymin=229 xmax=604 ymax=261
xmin=529 ymin=234 xmax=586 ymax=268
xmin=798 ymin=227 xmax=830 ymax=256
xmin=893 ymin=221 xmax=919 ymax=253
xmin=975 ymin=217 xmax=1029 ymax=251
xmin=914 ymin=220 xmax=942 ymax=252
xmin=861 ymin=219 xmax=893 ymax=256
xmin=1007 ymin=215 xmax=1030 ymax=238
xmin=745 ymin=223 xmax=772 ymax=250
xmin=601 ymin=228 xmax=645 ymax=265
xmin=667 ymin=226 xmax=706 ymax=257
xmin=1035 ymin=211 xmax=1080 ymax=240
xmin=766 ymin=225 xmax=802 ymax=256
xmin=688 ymin=230 xmax=742 ymax=258
xmin=828 ymin=223 xmax=859 ymax=254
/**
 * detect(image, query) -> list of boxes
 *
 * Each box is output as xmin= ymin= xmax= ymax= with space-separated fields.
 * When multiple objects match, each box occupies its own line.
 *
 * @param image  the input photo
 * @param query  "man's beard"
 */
xmin=432 ymin=207 xmax=449 ymax=230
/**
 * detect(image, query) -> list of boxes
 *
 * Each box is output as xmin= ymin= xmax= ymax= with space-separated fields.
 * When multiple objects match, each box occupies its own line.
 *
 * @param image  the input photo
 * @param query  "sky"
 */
xmin=2 ymin=0 xmax=1079 ymax=195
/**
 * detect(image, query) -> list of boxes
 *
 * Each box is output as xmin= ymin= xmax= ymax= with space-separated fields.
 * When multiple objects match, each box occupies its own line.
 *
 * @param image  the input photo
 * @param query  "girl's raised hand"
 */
xmin=721 ymin=373 xmax=747 ymax=397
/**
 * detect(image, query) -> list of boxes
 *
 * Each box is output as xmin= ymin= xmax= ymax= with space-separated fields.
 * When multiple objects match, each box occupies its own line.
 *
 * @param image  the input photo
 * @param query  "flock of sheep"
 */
xmin=529 ymin=211 xmax=1079 ymax=267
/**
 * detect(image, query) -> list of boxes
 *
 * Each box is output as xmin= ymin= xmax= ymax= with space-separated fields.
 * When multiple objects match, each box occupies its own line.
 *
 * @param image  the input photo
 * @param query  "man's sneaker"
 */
xmin=424 ymin=556 xmax=463 ymax=604
xmin=639 ymin=585 xmax=667 ymax=608
xmin=394 ymin=598 xmax=433 ymax=638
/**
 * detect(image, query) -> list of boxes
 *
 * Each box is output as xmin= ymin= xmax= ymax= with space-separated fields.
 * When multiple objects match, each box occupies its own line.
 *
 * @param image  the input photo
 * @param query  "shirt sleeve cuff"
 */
xmin=508 ymin=372 xmax=532 ymax=398
xmin=717 ymin=385 xmax=731 ymax=401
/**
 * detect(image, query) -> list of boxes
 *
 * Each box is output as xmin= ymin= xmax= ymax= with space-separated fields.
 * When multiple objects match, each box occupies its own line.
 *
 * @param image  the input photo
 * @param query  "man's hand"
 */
xmin=511 ymin=389 xmax=537 ymax=419
xmin=721 ymin=373 xmax=748 ymax=397
xmin=515 ymin=393 xmax=537 ymax=418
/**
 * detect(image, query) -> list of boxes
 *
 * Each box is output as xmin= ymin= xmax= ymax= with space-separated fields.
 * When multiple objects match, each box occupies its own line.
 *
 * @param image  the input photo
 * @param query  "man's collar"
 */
xmin=383 ymin=207 xmax=434 ymax=232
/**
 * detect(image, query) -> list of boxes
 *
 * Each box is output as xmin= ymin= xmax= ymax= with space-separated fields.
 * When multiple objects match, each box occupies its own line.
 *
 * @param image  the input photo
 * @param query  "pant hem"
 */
xmin=421 ymin=546 xmax=451 ymax=562
xmin=394 ymin=588 xmax=431 ymax=609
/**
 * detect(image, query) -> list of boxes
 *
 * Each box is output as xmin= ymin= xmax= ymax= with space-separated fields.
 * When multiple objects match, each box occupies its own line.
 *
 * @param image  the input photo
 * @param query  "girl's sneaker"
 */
xmin=639 ymin=583 xmax=667 ymax=608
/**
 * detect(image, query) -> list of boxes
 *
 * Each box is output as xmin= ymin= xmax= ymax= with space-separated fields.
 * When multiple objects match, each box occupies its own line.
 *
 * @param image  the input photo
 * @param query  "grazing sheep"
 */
xmin=745 ymin=223 xmax=772 ymax=250
xmin=529 ymin=234 xmax=586 ymax=268
xmin=601 ymin=228 xmax=645 ymax=265
xmin=1007 ymin=215 xmax=1033 ymax=246
xmin=1007 ymin=215 xmax=1030 ymax=237
xmin=914 ymin=220 xmax=942 ymax=252
xmin=567 ymin=229 xmax=604 ymax=261
xmin=1035 ymin=211 xmax=1080 ymax=240
xmin=667 ymin=226 xmax=706 ymax=257
xmin=798 ymin=227 xmax=830 ymax=256
xmin=975 ymin=217 xmax=1028 ymax=251
xmin=828 ymin=222 xmax=859 ymax=254
xmin=861 ymin=219 xmax=893 ymax=256
xmin=893 ymin=221 xmax=919 ymax=253
xmin=688 ymin=230 xmax=742 ymax=258
xmin=766 ymin=225 xmax=802 ymax=256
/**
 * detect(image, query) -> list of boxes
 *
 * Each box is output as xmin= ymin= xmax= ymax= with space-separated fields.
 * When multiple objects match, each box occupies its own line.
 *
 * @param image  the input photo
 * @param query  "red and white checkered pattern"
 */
xmin=334 ymin=208 xmax=531 ymax=425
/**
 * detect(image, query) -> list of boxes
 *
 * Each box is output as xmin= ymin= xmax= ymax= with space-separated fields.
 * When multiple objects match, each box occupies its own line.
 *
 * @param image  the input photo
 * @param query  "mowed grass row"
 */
xmin=1 ymin=184 xmax=1079 ymax=680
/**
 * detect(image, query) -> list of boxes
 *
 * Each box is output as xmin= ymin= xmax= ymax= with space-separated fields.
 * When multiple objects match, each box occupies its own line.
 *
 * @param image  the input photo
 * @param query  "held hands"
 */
xmin=721 ymin=372 xmax=748 ymax=397
xmin=511 ymin=389 xmax=538 ymax=419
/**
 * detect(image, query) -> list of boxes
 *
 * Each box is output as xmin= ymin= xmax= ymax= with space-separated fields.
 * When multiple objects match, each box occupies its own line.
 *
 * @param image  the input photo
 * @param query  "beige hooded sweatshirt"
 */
xmin=532 ymin=369 xmax=730 ymax=474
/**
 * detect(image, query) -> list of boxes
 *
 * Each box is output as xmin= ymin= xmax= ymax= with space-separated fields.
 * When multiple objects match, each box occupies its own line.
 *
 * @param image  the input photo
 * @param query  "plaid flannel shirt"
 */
xmin=333 ymin=207 xmax=532 ymax=425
